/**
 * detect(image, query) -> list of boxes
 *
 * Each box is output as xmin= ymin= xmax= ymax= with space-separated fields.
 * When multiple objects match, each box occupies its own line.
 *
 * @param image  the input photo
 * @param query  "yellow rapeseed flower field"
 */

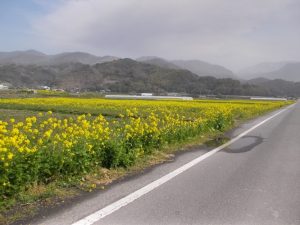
xmin=0 ymin=98 xmax=291 ymax=197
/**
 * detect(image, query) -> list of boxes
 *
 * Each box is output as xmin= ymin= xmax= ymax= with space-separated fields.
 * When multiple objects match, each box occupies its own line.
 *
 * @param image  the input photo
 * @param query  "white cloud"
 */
xmin=32 ymin=0 xmax=300 ymax=70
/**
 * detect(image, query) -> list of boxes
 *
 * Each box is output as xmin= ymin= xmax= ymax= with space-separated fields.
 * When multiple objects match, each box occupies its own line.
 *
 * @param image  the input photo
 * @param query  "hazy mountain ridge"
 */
xmin=137 ymin=56 xmax=236 ymax=79
xmin=0 ymin=50 xmax=48 ymax=65
xmin=259 ymin=63 xmax=300 ymax=82
xmin=247 ymin=77 xmax=300 ymax=97
xmin=0 ymin=50 xmax=299 ymax=96
xmin=0 ymin=50 xmax=119 ymax=65
xmin=0 ymin=50 xmax=238 ymax=79
xmin=136 ymin=56 xmax=180 ymax=70
xmin=0 ymin=59 xmax=204 ymax=92
xmin=240 ymin=62 xmax=290 ymax=76
xmin=171 ymin=60 xmax=236 ymax=79
xmin=239 ymin=61 xmax=300 ymax=82
xmin=0 ymin=58 xmax=274 ymax=96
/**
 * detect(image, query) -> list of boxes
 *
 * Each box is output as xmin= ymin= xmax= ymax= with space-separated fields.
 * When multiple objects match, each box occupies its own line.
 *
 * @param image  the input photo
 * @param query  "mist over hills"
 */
xmin=0 ymin=51 xmax=236 ymax=79
xmin=0 ymin=58 xmax=271 ymax=96
xmin=247 ymin=77 xmax=300 ymax=97
xmin=137 ymin=56 xmax=236 ymax=79
xmin=0 ymin=50 xmax=119 ymax=65
xmin=239 ymin=61 xmax=300 ymax=82
xmin=0 ymin=50 xmax=47 ymax=65
xmin=1 ymin=50 xmax=299 ymax=82
xmin=136 ymin=57 xmax=180 ymax=70
xmin=0 ymin=50 xmax=299 ymax=97
xmin=259 ymin=63 xmax=300 ymax=82
xmin=171 ymin=60 xmax=236 ymax=79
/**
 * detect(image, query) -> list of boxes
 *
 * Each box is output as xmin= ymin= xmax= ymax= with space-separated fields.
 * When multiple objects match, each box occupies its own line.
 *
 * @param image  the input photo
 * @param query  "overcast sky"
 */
xmin=0 ymin=0 xmax=299 ymax=71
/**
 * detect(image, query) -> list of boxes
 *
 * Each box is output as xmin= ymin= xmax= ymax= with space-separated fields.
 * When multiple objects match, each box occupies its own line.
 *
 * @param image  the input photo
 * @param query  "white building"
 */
xmin=141 ymin=93 xmax=153 ymax=96
xmin=105 ymin=95 xmax=193 ymax=100
xmin=250 ymin=97 xmax=287 ymax=101
xmin=40 ymin=85 xmax=51 ymax=90
xmin=0 ymin=84 xmax=9 ymax=90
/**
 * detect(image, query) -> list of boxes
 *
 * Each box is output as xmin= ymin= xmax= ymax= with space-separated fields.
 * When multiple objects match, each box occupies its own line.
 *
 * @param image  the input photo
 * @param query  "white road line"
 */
xmin=72 ymin=104 xmax=295 ymax=225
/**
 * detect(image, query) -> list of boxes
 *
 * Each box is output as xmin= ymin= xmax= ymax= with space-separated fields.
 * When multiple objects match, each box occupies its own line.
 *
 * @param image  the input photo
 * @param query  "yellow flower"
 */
xmin=7 ymin=152 xmax=14 ymax=160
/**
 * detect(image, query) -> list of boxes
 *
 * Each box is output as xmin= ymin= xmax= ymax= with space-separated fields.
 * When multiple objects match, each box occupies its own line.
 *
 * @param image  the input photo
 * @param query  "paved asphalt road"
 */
xmin=32 ymin=102 xmax=300 ymax=225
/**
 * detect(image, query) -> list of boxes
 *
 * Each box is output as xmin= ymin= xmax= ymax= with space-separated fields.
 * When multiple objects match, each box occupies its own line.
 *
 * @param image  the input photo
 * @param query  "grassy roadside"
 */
xmin=0 ymin=103 xmax=288 ymax=225
xmin=0 ymin=132 xmax=219 ymax=225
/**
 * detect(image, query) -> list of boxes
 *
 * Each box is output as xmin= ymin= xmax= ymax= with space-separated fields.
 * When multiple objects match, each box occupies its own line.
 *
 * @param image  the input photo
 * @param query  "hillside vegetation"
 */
xmin=1 ymin=59 xmax=295 ymax=96
xmin=0 ymin=50 xmax=300 ymax=97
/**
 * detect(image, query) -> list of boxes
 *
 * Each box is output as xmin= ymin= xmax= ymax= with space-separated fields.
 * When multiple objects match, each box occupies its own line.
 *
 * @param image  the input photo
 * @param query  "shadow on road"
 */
xmin=223 ymin=135 xmax=264 ymax=153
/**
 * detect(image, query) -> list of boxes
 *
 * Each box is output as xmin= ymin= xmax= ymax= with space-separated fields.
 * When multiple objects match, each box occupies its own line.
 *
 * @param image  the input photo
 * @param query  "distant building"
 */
xmin=167 ymin=92 xmax=179 ymax=97
xmin=53 ymin=88 xmax=65 ymax=92
xmin=40 ymin=85 xmax=51 ymax=90
xmin=250 ymin=97 xmax=287 ymax=101
xmin=105 ymin=94 xmax=193 ymax=100
xmin=141 ymin=93 xmax=153 ymax=96
xmin=0 ymin=84 xmax=9 ymax=90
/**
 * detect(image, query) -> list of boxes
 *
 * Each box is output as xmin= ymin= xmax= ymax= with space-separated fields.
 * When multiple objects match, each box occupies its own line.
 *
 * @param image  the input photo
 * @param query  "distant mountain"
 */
xmin=0 ymin=59 xmax=197 ymax=92
xmin=1 ymin=50 xmax=299 ymax=96
xmin=239 ymin=61 xmax=300 ymax=81
xmin=0 ymin=58 xmax=274 ymax=96
xmin=247 ymin=77 xmax=300 ymax=97
xmin=48 ymin=52 xmax=119 ymax=65
xmin=0 ymin=50 xmax=47 ymax=65
xmin=240 ymin=62 xmax=289 ymax=76
xmin=0 ymin=51 xmax=236 ymax=80
xmin=137 ymin=57 xmax=236 ymax=79
xmin=0 ymin=50 xmax=119 ymax=65
xmin=259 ymin=63 xmax=300 ymax=82
xmin=171 ymin=60 xmax=236 ymax=79
xmin=246 ymin=77 xmax=270 ymax=85
xmin=136 ymin=56 xmax=180 ymax=70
